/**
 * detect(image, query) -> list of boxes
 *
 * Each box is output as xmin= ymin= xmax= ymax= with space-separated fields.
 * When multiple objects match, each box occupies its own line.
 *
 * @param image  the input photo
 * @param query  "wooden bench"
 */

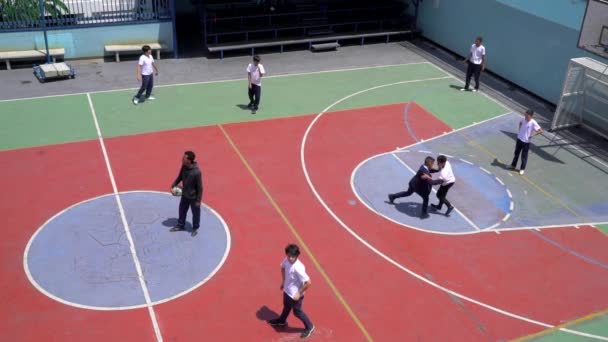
xmin=207 ymin=30 xmax=412 ymax=58
xmin=0 ymin=48 xmax=65 ymax=70
xmin=104 ymin=43 xmax=165 ymax=62
xmin=311 ymin=42 xmax=340 ymax=51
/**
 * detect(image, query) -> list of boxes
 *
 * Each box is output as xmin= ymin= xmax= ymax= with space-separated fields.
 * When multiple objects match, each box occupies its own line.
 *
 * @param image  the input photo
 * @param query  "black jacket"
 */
xmin=408 ymin=165 xmax=442 ymax=196
xmin=172 ymin=163 xmax=203 ymax=202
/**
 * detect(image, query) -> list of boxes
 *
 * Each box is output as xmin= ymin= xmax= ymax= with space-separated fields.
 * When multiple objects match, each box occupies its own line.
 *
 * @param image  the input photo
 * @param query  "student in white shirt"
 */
xmin=461 ymin=36 xmax=486 ymax=92
xmin=430 ymin=155 xmax=456 ymax=217
xmin=268 ymin=244 xmax=315 ymax=339
xmin=510 ymin=109 xmax=543 ymax=175
xmin=133 ymin=45 xmax=159 ymax=105
xmin=246 ymin=55 xmax=266 ymax=114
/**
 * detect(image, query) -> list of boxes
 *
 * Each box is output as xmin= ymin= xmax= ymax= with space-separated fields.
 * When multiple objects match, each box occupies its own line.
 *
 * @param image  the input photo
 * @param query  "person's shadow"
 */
xmin=491 ymin=157 xmax=516 ymax=170
xmin=162 ymin=218 xmax=194 ymax=232
xmin=385 ymin=201 xmax=438 ymax=219
xmin=256 ymin=305 xmax=302 ymax=333
xmin=236 ymin=104 xmax=250 ymax=110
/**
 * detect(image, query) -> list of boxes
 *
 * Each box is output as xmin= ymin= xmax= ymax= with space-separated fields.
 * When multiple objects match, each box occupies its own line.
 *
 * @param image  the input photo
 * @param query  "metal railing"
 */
xmin=0 ymin=0 xmax=171 ymax=31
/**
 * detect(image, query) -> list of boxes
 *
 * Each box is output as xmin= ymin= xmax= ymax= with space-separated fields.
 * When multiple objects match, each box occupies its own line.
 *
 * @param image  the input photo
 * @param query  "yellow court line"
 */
xmin=218 ymin=124 xmax=373 ymax=342
xmin=458 ymin=131 xmax=589 ymax=222
xmin=511 ymin=308 xmax=608 ymax=341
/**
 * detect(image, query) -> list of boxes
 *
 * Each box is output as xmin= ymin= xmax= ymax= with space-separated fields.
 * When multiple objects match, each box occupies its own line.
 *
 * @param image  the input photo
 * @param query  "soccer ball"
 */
xmin=171 ymin=186 xmax=182 ymax=196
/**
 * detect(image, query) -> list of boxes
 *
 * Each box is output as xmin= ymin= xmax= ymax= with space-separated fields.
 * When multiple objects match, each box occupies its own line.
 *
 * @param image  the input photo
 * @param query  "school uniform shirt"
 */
xmin=469 ymin=44 xmax=486 ymax=65
xmin=517 ymin=118 xmax=541 ymax=143
xmin=437 ymin=161 xmax=456 ymax=185
xmin=247 ymin=63 xmax=265 ymax=86
xmin=139 ymin=54 xmax=155 ymax=76
xmin=281 ymin=258 xmax=310 ymax=299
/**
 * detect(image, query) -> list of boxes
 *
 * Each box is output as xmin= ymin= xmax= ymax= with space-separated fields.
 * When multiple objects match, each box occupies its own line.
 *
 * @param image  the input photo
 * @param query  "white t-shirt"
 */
xmin=469 ymin=44 xmax=486 ymax=65
xmin=517 ymin=118 xmax=542 ymax=143
xmin=247 ymin=63 xmax=265 ymax=86
xmin=139 ymin=54 xmax=155 ymax=76
xmin=438 ymin=160 xmax=456 ymax=185
xmin=281 ymin=258 xmax=310 ymax=299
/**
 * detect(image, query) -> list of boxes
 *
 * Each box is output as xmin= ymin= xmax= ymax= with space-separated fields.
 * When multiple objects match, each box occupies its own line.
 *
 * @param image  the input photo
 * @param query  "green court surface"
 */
xmin=598 ymin=224 xmax=608 ymax=236
xmin=0 ymin=63 xmax=505 ymax=150
xmin=517 ymin=311 xmax=608 ymax=341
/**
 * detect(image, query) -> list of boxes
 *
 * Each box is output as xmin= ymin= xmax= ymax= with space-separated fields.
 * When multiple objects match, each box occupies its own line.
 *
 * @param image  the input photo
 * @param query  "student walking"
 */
xmin=133 ymin=45 xmax=159 ymax=105
xmin=268 ymin=244 xmax=315 ymax=339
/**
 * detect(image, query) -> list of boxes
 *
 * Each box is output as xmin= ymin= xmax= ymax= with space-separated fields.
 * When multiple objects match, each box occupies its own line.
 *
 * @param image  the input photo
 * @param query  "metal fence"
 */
xmin=0 ymin=0 xmax=171 ymax=31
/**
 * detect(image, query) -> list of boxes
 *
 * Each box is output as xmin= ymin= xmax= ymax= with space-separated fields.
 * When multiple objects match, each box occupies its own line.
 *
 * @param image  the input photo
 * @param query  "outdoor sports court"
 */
xmin=1 ymin=53 xmax=608 ymax=341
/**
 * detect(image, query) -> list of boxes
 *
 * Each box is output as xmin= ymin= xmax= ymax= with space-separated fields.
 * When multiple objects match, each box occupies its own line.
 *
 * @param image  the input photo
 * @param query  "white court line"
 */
xmin=300 ymin=81 xmax=608 ymax=340
xmin=496 ymin=177 xmax=505 ymax=186
xmin=426 ymin=61 xmax=608 ymax=177
xmin=0 ymin=62 xmax=433 ymax=103
xmin=480 ymin=167 xmax=491 ymax=174
xmin=459 ymin=158 xmax=474 ymax=165
xmin=390 ymin=153 xmax=481 ymax=231
xmin=87 ymin=94 xmax=163 ymax=341
xmin=507 ymin=189 xmax=513 ymax=198
xmin=492 ymin=222 xmax=608 ymax=233
xmin=22 ymin=191 xmax=231 ymax=311
xmin=396 ymin=111 xmax=513 ymax=151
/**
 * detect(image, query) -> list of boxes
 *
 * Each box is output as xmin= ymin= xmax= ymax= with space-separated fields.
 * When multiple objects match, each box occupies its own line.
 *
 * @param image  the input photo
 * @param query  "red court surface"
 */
xmin=2 ymin=102 xmax=608 ymax=341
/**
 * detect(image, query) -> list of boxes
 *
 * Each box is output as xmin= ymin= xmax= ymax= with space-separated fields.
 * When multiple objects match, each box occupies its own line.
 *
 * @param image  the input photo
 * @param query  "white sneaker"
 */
xmin=132 ymin=97 xmax=139 ymax=105
xmin=147 ymin=96 xmax=156 ymax=100
xmin=472 ymin=89 xmax=478 ymax=92
xmin=519 ymin=170 xmax=525 ymax=175
xmin=460 ymin=88 xmax=468 ymax=92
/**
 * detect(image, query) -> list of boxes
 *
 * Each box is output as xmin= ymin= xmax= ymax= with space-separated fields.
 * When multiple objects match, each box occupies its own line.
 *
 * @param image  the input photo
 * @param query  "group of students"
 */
xmin=131 ymin=45 xmax=265 ymax=114
xmin=145 ymin=39 xmax=543 ymax=339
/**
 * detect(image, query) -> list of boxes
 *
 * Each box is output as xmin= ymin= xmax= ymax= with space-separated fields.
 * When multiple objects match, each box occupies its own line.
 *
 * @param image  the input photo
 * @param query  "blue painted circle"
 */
xmin=353 ymin=150 xmax=512 ymax=234
xmin=25 ymin=191 xmax=230 ymax=310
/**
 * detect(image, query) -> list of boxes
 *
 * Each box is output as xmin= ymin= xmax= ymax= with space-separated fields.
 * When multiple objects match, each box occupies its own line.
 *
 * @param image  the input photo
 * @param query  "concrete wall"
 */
xmin=0 ymin=22 xmax=174 ymax=59
xmin=417 ymin=0 xmax=608 ymax=104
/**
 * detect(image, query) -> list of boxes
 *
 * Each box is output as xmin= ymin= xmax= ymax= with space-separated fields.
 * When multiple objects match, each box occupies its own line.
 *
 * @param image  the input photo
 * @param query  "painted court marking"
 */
xmin=300 ymin=81 xmax=608 ymax=340
xmin=390 ymin=152 xmax=481 ymax=231
xmin=87 ymin=93 xmax=163 ymax=341
xmin=350 ymin=149 xmax=515 ymax=235
xmin=23 ymin=191 xmax=231 ymax=310
xmin=0 ymin=62 xmax=434 ymax=103
xmin=218 ymin=124 xmax=373 ymax=342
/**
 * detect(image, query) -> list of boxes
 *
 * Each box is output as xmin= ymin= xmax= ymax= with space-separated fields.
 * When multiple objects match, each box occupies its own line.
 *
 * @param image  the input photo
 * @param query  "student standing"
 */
xmin=133 ymin=45 xmax=159 ymax=105
xmin=461 ymin=36 xmax=486 ymax=92
xmin=170 ymin=151 xmax=203 ymax=237
xmin=510 ymin=109 xmax=543 ymax=175
xmin=247 ymin=55 xmax=266 ymax=114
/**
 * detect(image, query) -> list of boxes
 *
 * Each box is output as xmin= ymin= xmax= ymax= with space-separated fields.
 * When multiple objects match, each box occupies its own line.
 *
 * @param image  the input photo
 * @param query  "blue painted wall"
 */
xmin=418 ymin=0 xmax=608 ymax=104
xmin=0 ymin=22 xmax=173 ymax=59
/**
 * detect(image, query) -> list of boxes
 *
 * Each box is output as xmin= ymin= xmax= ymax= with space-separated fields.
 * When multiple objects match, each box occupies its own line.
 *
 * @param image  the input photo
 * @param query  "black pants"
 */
xmin=135 ymin=74 xmax=154 ymax=99
xmin=465 ymin=62 xmax=482 ymax=90
xmin=511 ymin=138 xmax=531 ymax=170
xmin=248 ymin=84 xmax=261 ymax=108
xmin=177 ymin=196 xmax=201 ymax=230
xmin=435 ymin=182 xmax=454 ymax=210
xmin=393 ymin=186 xmax=430 ymax=214
xmin=278 ymin=292 xmax=313 ymax=330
